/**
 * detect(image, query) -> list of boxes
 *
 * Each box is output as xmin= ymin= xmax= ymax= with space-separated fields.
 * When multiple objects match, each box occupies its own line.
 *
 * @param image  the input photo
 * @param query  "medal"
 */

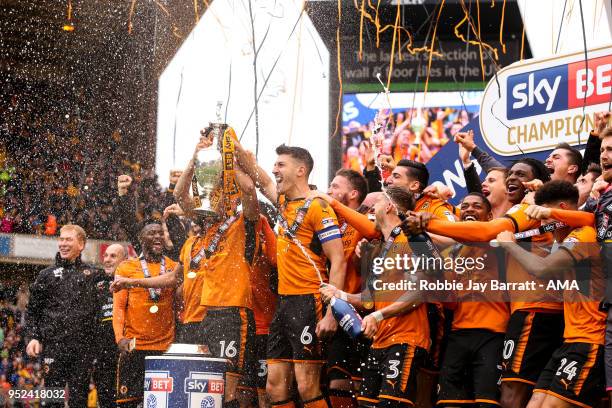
xmin=149 ymin=304 xmax=159 ymax=314
xmin=187 ymin=271 xmax=197 ymax=279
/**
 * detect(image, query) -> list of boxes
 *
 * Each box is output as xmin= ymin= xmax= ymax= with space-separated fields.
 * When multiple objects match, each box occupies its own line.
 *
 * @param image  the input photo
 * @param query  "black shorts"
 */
xmin=199 ymin=307 xmax=256 ymax=375
xmin=501 ymin=311 xmax=564 ymax=385
xmin=327 ymin=329 xmax=371 ymax=382
xmin=240 ymin=334 xmax=269 ymax=391
xmin=534 ymin=342 xmax=605 ymax=408
xmin=177 ymin=321 xmax=206 ymax=344
xmin=116 ymin=350 xmax=163 ymax=405
xmin=358 ymin=344 xmax=427 ymax=406
xmin=424 ymin=303 xmax=447 ymax=372
xmin=267 ymin=294 xmax=325 ymax=363
xmin=437 ymin=329 xmax=504 ymax=407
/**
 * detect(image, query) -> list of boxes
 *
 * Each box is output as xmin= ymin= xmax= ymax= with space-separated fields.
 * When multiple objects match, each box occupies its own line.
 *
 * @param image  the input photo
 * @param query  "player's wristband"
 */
xmin=371 ymin=311 xmax=384 ymax=322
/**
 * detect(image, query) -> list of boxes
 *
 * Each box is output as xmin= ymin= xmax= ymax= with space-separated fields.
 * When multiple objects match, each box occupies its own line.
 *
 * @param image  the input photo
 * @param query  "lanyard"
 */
xmin=366 ymin=226 xmax=403 ymax=293
xmin=378 ymin=225 xmax=403 ymax=260
xmin=277 ymin=199 xmax=313 ymax=239
xmin=190 ymin=214 xmax=239 ymax=268
xmin=140 ymin=256 xmax=165 ymax=302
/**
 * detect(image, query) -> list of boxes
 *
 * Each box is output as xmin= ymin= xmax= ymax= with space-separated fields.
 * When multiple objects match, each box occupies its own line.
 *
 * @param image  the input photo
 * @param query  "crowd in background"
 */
xmin=0 ymin=83 xmax=169 ymax=241
xmin=0 ymin=283 xmax=41 ymax=406
xmin=342 ymin=106 xmax=473 ymax=170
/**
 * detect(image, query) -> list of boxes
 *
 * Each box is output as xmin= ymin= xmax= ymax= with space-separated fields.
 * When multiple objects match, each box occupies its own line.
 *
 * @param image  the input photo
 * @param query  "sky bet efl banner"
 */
xmin=426 ymin=45 xmax=612 ymax=204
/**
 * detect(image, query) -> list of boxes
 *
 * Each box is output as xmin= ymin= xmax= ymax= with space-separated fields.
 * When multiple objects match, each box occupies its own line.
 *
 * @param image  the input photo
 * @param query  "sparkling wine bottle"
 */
xmin=329 ymin=296 xmax=363 ymax=339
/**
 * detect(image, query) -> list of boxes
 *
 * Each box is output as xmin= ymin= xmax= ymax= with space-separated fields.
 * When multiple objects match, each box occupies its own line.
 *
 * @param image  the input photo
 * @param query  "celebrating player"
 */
xmin=237 ymin=143 xmax=347 ymax=408
xmin=113 ymin=221 xmax=177 ymax=407
xmin=497 ymin=181 xmax=606 ymax=408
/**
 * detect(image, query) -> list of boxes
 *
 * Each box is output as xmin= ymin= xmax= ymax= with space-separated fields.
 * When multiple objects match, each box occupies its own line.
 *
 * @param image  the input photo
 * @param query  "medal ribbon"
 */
xmin=140 ymin=256 xmax=165 ymax=302
xmin=277 ymin=199 xmax=314 ymax=239
xmin=366 ymin=226 xmax=403 ymax=293
xmin=189 ymin=213 xmax=240 ymax=268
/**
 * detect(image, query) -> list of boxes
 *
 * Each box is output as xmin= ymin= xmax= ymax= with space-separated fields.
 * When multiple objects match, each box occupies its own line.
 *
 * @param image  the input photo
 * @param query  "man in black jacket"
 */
xmin=25 ymin=224 xmax=105 ymax=407
xmin=94 ymin=243 xmax=126 ymax=408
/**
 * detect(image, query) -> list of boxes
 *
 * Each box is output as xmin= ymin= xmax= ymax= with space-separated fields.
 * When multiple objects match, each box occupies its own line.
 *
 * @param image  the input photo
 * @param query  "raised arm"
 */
xmin=111 ymin=264 xmax=183 ymax=292
xmin=233 ymin=139 xmax=277 ymax=204
xmin=235 ymin=168 xmax=259 ymax=221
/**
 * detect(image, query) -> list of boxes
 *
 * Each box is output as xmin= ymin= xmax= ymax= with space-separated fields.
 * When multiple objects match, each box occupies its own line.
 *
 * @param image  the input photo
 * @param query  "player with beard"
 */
xmin=522 ymin=128 xmax=612 ymax=402
xmin=325 ymin=169 xmax=369 ymax=408
xmin=575 ymin=164 xmax=601 ymax=208
xmin=236 ymin=144 xmax=346 ymax=408
xmin=319 ymin=186 xmax=431 ymax=408
xmin=385 ymin=159 xmax=456 ymax=221
xmin=112 ymin=222 xmax=177 ymax=407
xmin=497 ymin=181 xmax=606 ymax=408
xmin=113 ymin=129 xmax=260 ymax=408
xmin=436 ymin=193 xmax=510 ymax=408
xmin=94 ymin=244 xmax=126 ymax=408
xmin=544 ymin=143 xmax=583 ymax=183
xmin=405 ymin=158 xmax=587 ymax=408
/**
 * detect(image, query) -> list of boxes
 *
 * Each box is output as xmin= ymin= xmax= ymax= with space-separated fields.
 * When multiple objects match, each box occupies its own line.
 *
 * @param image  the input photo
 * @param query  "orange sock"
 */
xmin=303 ymin=395 xmax=329 ymax=408
xmin=271 ymin=399 xmax=296 ymax=408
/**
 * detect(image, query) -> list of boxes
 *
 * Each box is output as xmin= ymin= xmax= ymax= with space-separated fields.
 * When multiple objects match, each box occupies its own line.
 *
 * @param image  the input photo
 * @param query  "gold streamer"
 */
xmin=386 ymin=0 xmax=401 ymax=91
xmin=194 ymin=0 xmax=199 ymax=23
xmin=476 ymin=0 xmax=485 ymax=81
xmin=499 ymin=0 xmax=507 ymax=53
xmin=127 ymin=0 xmax=137 ymax=34
xmin=424 ymin=0 xmax=445 ymax=98
xmin=358 ymin=0 xmax=365 ymax=61
xmin=332 ymin=0 xmax=343 ymax=139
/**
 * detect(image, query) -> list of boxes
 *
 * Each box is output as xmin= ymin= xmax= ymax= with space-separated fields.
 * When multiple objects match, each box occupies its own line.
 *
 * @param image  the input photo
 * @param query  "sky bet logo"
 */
xmin=507 ymin=54 xmax=612 ymax=120
xmin=184 ymin=378 xmax=224 ymax=394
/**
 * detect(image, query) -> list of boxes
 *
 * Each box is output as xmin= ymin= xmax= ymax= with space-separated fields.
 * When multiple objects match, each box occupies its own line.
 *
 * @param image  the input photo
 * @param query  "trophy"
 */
xmin=192 ymin=102 xmax=226 ymax=216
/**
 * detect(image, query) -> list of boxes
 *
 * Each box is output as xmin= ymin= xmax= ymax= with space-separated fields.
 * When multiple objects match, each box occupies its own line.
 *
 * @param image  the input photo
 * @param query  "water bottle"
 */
xmin=329 ymin=296 xmax=363 ymax=339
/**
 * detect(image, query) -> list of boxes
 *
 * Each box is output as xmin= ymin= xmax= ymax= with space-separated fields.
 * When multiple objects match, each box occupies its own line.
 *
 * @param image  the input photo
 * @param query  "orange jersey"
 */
xmin=277 ymin=197 xmax=342 ymax=295
xmin=252 ymin=216 xmax=278 ymax=334
xmin=559 ymin=226 xmax=606 ymax=345
xmin=251 ymin=255 xmax=277 ymax=335
xmin=113 ymin=257 xmax=177 ymax=351
xmin=371 ymin=233 xmax=430 ymax=350
xmin=444 ymin=245 xmax=510 ymax=333
xmin=197 ymin=214 xmax=256 ymax=309
xmin=415 ymin=195 xmax=457 ymax=220
xmin=179 ymin=236 xmax=207 ymax=323
xmin=504 ymin=204 xmax=562 ymax=313
xmin=340 ymin=220 xmax=363 ymax=295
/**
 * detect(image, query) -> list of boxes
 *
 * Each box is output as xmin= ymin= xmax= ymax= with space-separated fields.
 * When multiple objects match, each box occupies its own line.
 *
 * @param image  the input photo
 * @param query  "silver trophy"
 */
xmin=192 ymin=122 xmax=225 ymax=216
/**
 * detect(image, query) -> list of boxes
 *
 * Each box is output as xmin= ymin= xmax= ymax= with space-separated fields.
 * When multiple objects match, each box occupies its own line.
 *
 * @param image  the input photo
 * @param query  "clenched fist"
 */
xmin=117 ymin=175 xmax=133 ymax=196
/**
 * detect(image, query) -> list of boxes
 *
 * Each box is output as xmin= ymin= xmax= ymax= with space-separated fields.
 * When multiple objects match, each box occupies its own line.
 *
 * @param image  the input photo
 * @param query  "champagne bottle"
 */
xmin=329 ymin=296 xmax=363 ymax=339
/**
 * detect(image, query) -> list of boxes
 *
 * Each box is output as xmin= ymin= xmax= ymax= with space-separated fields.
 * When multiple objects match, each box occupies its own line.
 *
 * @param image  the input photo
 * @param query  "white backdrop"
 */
xmin=156 ymin=0 xmax=330 ymax=190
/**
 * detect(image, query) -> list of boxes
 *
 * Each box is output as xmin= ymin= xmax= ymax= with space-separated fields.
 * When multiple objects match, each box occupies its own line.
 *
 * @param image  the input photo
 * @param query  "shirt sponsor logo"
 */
xmin=321 ymin=218 xmax=336 ymax=227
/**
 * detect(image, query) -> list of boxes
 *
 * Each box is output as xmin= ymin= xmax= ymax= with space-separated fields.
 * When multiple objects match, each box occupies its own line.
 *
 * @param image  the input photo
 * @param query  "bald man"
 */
xmin=95 ymin=244 xmax=127 ymax=407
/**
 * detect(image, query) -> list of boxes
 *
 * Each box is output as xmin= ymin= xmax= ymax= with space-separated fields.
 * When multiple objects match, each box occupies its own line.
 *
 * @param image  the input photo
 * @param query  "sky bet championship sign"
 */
xmin=426 ymin=45 xmax=612 ymax=203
